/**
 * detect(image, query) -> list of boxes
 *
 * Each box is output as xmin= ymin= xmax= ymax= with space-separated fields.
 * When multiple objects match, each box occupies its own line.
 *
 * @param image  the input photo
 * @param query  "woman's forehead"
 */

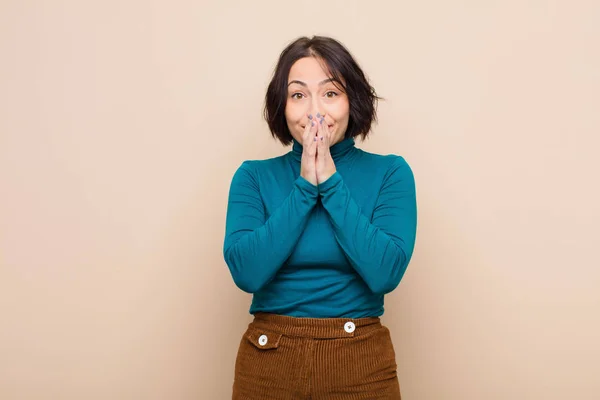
xmin=287 ymin=57 xmax=346 ymax=89
xmin=289 ymin=57 xmax=332 ymax=78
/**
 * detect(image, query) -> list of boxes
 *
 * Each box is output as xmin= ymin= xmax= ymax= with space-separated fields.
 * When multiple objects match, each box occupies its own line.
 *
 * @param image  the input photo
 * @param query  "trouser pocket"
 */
xmin=233 ymin=327 xmax=303 ymax=399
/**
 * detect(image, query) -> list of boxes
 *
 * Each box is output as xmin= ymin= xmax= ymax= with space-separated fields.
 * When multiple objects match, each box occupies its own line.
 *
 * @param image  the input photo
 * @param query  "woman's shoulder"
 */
xmin=229 ymin=153 xmax=290 ymax=180
xmin=354 ymin=150 xmax=416 ymax=190
xmin=355 ymin=148 xmax=414 ymax=176
xmin=236 ymin=153 xmax=289 ymax=169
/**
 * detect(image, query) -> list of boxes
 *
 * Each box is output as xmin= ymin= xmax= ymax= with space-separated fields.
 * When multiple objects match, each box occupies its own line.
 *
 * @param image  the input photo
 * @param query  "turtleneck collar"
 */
xmin=291 ymin=136 xmax=356 ymax=162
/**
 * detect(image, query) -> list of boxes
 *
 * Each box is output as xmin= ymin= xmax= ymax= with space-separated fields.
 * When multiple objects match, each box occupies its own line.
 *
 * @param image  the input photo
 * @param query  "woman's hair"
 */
xmin=264 ymin=36 xmax=380 ymax=146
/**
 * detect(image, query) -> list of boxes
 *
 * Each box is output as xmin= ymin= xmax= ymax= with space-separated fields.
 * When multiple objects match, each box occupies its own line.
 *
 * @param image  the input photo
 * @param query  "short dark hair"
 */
xmin=264 ymin=36 xmax=380 ymax=146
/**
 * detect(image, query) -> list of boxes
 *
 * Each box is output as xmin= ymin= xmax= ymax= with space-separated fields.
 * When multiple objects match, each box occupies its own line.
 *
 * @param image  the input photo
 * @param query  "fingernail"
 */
xmin=314 ymin=137 xmax=317 ymax=141
xmin=311 ymin=122 xmax=314 ymax=127
xmin=308 ymin=114 xmax=313 ymax=119
xmin=320 ymin=136 xmax=323 ymax=141
xmin=316 ymin=112 xmax=321 ymax=118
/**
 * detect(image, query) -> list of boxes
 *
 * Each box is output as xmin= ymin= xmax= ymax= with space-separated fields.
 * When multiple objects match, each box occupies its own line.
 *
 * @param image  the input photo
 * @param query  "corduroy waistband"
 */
xmin=250 ymin=312 xmax=382 ymax=339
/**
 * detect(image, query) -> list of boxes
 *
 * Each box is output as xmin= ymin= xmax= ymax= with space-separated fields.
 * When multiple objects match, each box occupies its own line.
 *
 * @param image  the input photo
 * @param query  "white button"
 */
xmin=258 ymin=334 xmax=268 ymax=346
xmin=344 ymin=321 xmax=356 ymax=333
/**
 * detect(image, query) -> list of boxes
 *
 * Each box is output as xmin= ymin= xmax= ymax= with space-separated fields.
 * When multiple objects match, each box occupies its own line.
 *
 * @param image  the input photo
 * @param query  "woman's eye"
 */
xmin=291 ymin=93 xmax=304 ymax=100
xmin=325 ymin=91 xmax=338 ymax=98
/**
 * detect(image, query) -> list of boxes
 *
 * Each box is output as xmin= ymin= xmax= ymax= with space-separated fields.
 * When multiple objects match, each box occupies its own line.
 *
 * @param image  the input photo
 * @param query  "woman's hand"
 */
xmin=300 ymin=114 xmax=318 ymax=186
xmin=316 ymin=114 xmax=337 ymax=184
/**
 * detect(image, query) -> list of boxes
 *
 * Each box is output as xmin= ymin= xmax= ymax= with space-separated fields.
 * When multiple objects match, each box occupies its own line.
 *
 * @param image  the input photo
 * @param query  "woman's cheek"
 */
xmin=287 ymin=103 xmax=305 ymax=122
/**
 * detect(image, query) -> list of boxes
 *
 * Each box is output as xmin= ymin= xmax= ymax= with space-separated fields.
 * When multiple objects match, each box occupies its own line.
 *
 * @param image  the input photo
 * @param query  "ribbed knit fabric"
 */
xmin=223 ymin=137 xmax=417 ymax=318
xmin=232 ymin=313 xmax=401 ymax=399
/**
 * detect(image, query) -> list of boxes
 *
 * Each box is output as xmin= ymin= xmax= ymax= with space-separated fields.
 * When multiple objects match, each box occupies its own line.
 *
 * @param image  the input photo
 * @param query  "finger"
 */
xmin=314 ymin=112 xmax=321 ymax=136
xmin=302 ymin=113 xmax=314 ymax=144
xmin=306 ymin=117 xmax=318 ymax=156
xmin=318 ymin=114 xmax=330 ymax=144
xmin=317 ymin=117 xmax=329 ymax=159
xmin=303 ymin=115 xmax=318 ymax=157
xmin=317 ymin=127 xmax=325 ymax=160
xmin=316 ymin=112 xmax=325 ymax=134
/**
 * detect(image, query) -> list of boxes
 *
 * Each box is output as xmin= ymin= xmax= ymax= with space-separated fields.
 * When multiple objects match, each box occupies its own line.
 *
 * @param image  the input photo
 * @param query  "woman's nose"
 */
xmin=308 ymin=98 xmax=324 ymax=118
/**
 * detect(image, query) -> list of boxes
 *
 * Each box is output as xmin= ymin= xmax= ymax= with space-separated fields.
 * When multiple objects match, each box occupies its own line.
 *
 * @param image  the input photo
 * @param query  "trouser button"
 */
xmin=258 ymin=334 xmax=268 ymax=346
xmin=344 ymin=321 xmax=356 ymax=333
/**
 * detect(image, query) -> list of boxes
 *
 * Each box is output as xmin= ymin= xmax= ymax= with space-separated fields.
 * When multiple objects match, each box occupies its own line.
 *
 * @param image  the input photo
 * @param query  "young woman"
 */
xmin=223 ymin=35 xmax=417 ymax=399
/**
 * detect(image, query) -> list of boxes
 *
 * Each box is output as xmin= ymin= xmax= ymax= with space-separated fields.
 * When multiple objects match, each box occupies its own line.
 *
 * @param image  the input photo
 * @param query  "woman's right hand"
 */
xmin=300 ymin=115 xmax=318 ymax=186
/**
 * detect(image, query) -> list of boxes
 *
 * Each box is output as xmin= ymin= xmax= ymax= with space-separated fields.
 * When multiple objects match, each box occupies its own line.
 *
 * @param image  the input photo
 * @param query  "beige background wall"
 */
xmin=1 ymin=1 xmax=599 ymax=399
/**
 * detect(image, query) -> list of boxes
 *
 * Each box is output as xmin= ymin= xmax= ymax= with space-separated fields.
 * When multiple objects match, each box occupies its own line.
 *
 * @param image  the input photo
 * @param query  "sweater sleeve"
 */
xmin=223 ymin=161 xmax=319 ymax=293
xmin=318 ymin=156 xmax=417 ymax=295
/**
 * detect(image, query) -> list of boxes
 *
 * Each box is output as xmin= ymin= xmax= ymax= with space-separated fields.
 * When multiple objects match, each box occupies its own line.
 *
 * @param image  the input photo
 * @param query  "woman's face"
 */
xmin=285 ymin=57 xmax=350 ymax=146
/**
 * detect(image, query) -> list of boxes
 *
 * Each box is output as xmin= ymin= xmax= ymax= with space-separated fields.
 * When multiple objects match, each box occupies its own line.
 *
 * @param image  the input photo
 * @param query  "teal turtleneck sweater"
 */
xmin=223 ymin=137 xmax=417 ymax=318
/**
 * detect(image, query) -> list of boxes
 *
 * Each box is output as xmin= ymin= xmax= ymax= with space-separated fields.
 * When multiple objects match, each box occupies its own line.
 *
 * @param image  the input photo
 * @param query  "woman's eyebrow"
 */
xmin=287 ymin=78 xmax=337 ymax=87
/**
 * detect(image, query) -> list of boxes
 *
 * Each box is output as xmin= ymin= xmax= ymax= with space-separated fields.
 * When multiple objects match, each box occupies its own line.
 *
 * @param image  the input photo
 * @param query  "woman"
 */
xmin=223 ymin=35 xmax=417 ymax=399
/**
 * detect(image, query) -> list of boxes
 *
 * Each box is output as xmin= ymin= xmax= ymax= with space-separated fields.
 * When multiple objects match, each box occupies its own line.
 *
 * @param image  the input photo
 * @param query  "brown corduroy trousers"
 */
xmin=232 ymin=313 xmax=401 ymax=399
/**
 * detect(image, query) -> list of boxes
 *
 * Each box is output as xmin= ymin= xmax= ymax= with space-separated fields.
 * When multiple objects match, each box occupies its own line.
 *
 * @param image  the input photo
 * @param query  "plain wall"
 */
xmin=1 ymin=1 xmax=599 ymax=399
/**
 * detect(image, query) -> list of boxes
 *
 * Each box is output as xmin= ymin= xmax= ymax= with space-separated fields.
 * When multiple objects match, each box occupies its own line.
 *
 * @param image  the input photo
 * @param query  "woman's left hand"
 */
xmin=315 ymin=114 xmax=337 ymax=184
